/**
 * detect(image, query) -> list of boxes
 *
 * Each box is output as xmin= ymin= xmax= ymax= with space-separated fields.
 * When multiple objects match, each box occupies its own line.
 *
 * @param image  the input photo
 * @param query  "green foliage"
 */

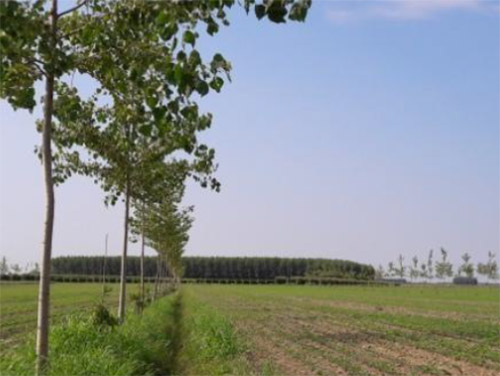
xmin=458 ymin=252 xmax=474 ymax=278
xmin=435 ymin=247 xmax=454 ymax=279
xmin=477 ymin=251 xmax=498 ymax=281
xmin=0 ymin=1 xmax=45 ymax=110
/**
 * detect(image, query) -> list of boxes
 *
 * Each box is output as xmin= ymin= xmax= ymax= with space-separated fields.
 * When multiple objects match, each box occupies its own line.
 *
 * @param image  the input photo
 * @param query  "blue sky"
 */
xmin=0 ymin=0 xmax=499 ymax=271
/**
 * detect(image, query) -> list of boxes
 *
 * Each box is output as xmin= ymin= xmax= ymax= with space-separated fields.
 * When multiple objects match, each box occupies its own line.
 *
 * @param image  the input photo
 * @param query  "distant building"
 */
xmin=452 ymin=276 xmax=478 ymax=285
xmin=376 ymin=278 xmax=407 ymax=284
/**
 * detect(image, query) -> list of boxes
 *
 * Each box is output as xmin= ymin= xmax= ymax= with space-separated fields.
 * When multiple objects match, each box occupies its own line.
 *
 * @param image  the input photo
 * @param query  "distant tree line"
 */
xmin=47 ymin=256 xmax=375 ymax=281
xmin=375 ymin=249 xmax=498 ymax=282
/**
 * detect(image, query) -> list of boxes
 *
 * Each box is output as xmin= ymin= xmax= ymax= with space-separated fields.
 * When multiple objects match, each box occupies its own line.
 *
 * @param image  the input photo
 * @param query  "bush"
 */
xmin=90 ymin=304 xmax=118 ymax=327
xmin=275 ymin=276 xmax=288 ymax=284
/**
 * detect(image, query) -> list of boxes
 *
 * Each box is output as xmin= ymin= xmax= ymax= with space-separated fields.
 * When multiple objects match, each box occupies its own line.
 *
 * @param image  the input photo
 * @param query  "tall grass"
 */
xmin=176 ymin=289 xmax=251 ymax=375
xmin=1 ymin=288 xmax=252 ymax=376
xmin=0 ymin=294 xmax=179 ymax=376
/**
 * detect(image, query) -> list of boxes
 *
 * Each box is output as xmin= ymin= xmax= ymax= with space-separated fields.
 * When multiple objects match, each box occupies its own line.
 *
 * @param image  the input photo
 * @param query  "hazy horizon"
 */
xmin=1 ymin=0 xmax=499 ymax=270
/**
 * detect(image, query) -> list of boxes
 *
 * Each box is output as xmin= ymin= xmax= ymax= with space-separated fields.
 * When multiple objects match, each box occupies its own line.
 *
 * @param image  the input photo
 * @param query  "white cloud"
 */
xmin=326 ymin=0 xmax=498 ymax=23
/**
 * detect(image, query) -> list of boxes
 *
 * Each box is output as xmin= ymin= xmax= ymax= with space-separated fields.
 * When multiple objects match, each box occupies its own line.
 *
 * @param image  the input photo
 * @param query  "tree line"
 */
xmin=1 ymin=0 xmax=311 ymax=372
xmin=46 ymin=256 xmax=375 ymax=281
xmin=377 ymin=249 xmax=498 ymax=282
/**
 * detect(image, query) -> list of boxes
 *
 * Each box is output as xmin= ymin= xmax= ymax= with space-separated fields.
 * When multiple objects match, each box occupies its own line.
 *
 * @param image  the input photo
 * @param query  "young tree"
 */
xmin=396 ymin=254 xmax=406 ymax=279
xmin=10 ymin=263 xmax=22 ymax=275
xmin=386 ymin=262 xmax=395 ymax=278
xmin=419 ymin=263 xmax=428 ymax=280
xmin=409 ymin=256 xmax=419 ymax=282
xmin=30 ymin=263 xmax=41 ymax=275
xmin=130 ymin=160 xmax=189 ymax=304
xmin=0 ymin=256 xmax=9 ymax=277
xmin=139 ymin=191 xmax=193 ymax=294
xmin=477 ymin=251 xmax=498 ymax=282
xmin=458 ymin=252 xmax=474 ymax=278
xmin=435 ymin=247 xmax=453 ymax=280
xmin=375 ymin=265 xmax=385 ymax=280
xmin=427 ymin=249 xmax=434 ymax=280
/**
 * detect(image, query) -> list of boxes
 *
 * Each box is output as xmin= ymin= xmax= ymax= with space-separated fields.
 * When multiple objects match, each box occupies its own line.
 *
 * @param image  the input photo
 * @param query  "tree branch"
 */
xmin=57 ymin=0 xmax=87 ymax=19
xmin=26 ymin=57 xmax=48 ymax=77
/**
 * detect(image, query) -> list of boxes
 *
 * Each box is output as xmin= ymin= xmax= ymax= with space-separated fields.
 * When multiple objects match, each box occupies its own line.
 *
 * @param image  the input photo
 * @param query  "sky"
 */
xmin=0 ymin=0 xmax=499 ymax=271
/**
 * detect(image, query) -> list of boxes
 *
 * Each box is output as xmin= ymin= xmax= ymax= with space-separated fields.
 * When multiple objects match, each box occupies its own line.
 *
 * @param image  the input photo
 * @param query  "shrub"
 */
xmin=275 ymin=276 xmax=288 ymax=284
xmin=90 ymin=304 xmax=118 ymax=327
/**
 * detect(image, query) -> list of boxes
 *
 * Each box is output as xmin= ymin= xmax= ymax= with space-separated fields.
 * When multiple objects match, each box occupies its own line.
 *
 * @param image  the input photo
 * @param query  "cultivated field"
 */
xmin=1 ymin=283 xmax=499 ymax=376
xmin=186 ymin=284 xmax=500 ymax=376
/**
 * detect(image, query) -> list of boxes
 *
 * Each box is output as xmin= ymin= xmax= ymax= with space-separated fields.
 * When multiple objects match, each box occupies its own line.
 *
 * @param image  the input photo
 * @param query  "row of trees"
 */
xmin=1 ymin=0 xmax=311 ymax=372
xmin=0 ymin=0 xmax=310 ymax=373
xmin=49 ymin=256 xmax=375 ymax=280
xmin=0 ymin=257 xmax=40 ymax=276
xmin=378 ymin=249 xmax=498 ymax=282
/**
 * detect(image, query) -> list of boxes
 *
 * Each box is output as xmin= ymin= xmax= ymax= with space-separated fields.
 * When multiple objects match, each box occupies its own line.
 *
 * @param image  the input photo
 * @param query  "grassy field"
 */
xmin=0 ymin=282 xmax=141 ymax=346
xmin=1 ymin=283 xmax=499 ymax=376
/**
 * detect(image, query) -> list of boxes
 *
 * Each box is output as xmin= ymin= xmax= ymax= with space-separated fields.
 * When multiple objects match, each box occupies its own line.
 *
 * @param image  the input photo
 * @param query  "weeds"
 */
xmin=0 ymin=295 xmax=178 ymax=376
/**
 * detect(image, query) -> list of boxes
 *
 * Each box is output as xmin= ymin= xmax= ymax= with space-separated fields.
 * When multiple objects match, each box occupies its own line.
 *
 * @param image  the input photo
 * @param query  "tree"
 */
xmin=139 ymin=191 xmax=194 ymax=294
xmin=477 ymin=251 xmax=498 ymax=282
xmin=458 ymin=252 xmax=474 ymax=278
xmin=375 ymin=265 xmax=385 ymax=280
xmin=1 ymin=1 xmax=61 ymax=370
xmin=10 ymin=263 xmax=22 ymax=274
xmin=0 ymin=257 xmax=9 ymax=276
xmin=427 ymin=249 xmax=434 ymax=280
xmin=29 ymin=263 xmax=41 ymax=275
xmin=419 ymin=263 xmax=428 ymax=280
xmin=409 ymin=256 xmax=419 ymax=282
xmin=130 ymin=161 xmax=189 ymax=305
xmin=386 ymin=262 xmax=395 ymax=278
xmin=435 ymin=247 xmax=453 ymax=280
xmin=395 ymin=254 xmax=406 ymax=278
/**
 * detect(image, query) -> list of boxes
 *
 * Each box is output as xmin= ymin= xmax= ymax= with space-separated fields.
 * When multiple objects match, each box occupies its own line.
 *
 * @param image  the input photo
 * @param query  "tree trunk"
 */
xmin=35 ymin=1 xmax=57 ymax=374
xmin=140 ymin=202 xmax=145 ymax=305
xmin=101 ymin=233 xmax=108 ymax=303
xmin=153 ymin=255 xmax=160 ymax=301
xmin=118 ymin=177 xmax=130 ymax=322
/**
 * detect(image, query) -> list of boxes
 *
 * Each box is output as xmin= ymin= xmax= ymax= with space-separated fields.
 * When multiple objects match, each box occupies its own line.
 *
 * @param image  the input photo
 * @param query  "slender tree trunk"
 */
xmin=153 ymin=255 xmax=160 ymax=301
xmin=36 ymin=1 xmax=57 ymax=374
xmin=140 ymin=202 xmax=145 ymax=305
xmin=118 ymin=177 xmax=131 ymax=322
xmin=101 ymin=233 xmax=108 ymax=303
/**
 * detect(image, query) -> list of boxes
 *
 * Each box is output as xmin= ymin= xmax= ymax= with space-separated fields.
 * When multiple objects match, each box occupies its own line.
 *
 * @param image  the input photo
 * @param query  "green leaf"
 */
xmin=209 ymin=77 xmax=224 ymax=92
xmin=255 ymin=4 xmax=266 ymax=20
xmin=146 ymin=91 xmax=158 ymax=109
xmin=183 ymin=30 xmax=196 ymax=46
xmin=174 ymin=65 xmax=183 ymax=86
xmin=139 ymin=124 xmax=152 ymax=136
xmin=267 ymin=3 xmax=287 ymax=23
xmin=196 ymin=81 xmax=209 ymax=96
xmin=207 ymin=21 xmax=219 ymax=36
